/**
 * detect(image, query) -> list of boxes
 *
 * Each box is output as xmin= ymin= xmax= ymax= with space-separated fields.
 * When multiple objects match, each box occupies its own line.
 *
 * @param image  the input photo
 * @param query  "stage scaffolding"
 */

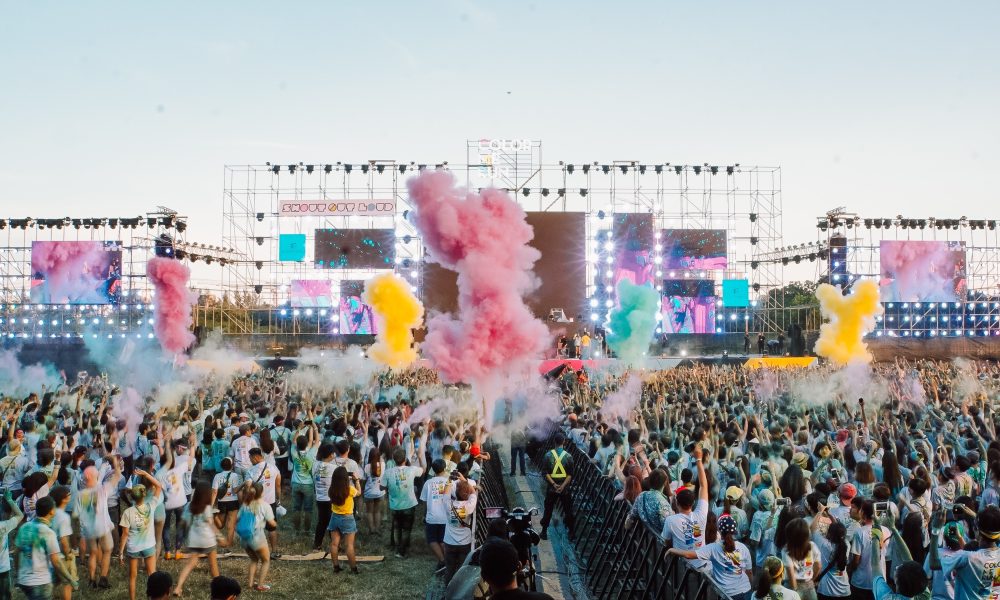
xmin=219 ymin=146 xmax=784 ymax=342
xmin=817 ymin=215 xmax=1000 ymax=338
xmin=0 ymin=211 xmax=187 ymax=341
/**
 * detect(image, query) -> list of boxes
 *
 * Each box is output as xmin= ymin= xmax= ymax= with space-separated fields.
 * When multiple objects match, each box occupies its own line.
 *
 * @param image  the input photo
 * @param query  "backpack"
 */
xmin=236 ymin=505 xmax=257 ymax=541
xmin=271 ymin=426 xmax=289 ymax=456
xmin=215 ymin=473 xmax=233 ymax=506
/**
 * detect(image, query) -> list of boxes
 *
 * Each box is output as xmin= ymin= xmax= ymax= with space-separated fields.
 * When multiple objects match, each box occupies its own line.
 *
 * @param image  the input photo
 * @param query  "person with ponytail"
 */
xmin=670 ymin=514 xmax=753 ymax=600
xmin=813 ymin=520 xmax=850 ymax=600
xmin=118 ymin=469 xmax=162 ymax=600
xmin=755 ymin=555 xmax=801 ymax=600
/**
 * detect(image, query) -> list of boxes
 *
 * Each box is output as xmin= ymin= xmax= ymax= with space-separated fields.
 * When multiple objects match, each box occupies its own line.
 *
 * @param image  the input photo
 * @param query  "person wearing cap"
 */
xmin=477 ymin=539 xmax=554 ymax=600
xmin=145 ymin=571 xmax=172 ymax=600
xmin=210 ymin=575 xmax=241 ymax=600
xmin=670 ymin=514 xmax=753 ymax=600
xmin=829 ymin=483 xmax=856 ymax=529
xmin=715 ymin=485 xmax=749 ymax=540
xmin=931 ymin=504 xmax=1000 ymax=600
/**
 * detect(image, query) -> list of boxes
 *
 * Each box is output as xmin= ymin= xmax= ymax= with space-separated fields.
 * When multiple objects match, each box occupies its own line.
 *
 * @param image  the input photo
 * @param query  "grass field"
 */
xmin=82 ymin=503 xmax=438 ymax=600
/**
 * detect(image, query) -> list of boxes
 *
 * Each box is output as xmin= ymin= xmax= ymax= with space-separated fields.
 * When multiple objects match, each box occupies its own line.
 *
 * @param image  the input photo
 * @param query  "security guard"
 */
xmin=539 ymin=432 xmax=574 ymax=540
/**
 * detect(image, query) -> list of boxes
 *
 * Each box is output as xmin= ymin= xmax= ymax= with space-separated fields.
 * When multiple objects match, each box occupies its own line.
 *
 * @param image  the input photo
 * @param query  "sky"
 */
xmin=2 ymin=1 xmax=998 ymax=287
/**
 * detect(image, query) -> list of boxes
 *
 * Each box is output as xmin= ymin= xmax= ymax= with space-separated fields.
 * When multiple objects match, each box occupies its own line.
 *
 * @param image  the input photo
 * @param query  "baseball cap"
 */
xmin=725 ymin=486 xmax=744 ymax=502
xmin=470 ymin=445 xmax=481 ymax=458
xmin=839 ymin=483 xmax=857 ymax=501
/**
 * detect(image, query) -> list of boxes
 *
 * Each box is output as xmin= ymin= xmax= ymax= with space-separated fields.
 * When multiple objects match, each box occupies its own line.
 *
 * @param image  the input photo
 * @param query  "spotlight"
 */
xmin=256 ymin=213 xmax=264 ymax=222
xmin=580 ymin=188 xmax=588 ymax=197
xmin=362 ymin=164 xmax=369 ymax=174
xmin=597 ymin=210 xmax=605 ymax=220
xmin=655 ymin=165 xmax=663 ymax=174
xmin=255 ymin=261 xmax=263 ymax=270
xmin=522 ymin=188 xmax=530 ymax=197
xmin=749 ymin=213 xmax=757 ymax=222
xmin=601 ymin=165 xmax=610 ymax=175
xmin=582 ymin=164 xmax=590 ymax=174
xmin=324 ymin=164 xmax=332 ymax=174
xmin=566 ymin=164 xmax=574 ymax=174
xmin=693 ymin=165 xmax=702 ymax=175
xmin=399 ymin=165 xmax=407 ymax=173
xmin=750 ymin=261 xmax=759 ymax=270
xmin=271 ymin=165 xmax=280 ymax=174
xmin=557 ymin=188 xmax=566 ymax=196
xmin=750 ymin=237 xmax=758 ymax=245
xmin=864 ymin=219 xmax=873 ymax=229
xmin=306 ymin=164 xmax=314 ymax=174
xmin=710 ymin=166 xmax=719 ymax=175
xmin=147 ymin=218 xmax=156 ymax=228
xmin=726 ymin=166 xmax=734 ymax=175
xmin=288 ymin=164 xmax=296 ymax=174
xmin=376 ymin=164 xmax=385 ymax=174
xmin=253 ymin=284 xmax=263 ymax=294
xmin=256 ymin=237 xmax=264 ymax=246
xmin=344 ymin=164 xmax=352 ymax=173
xmin=72 ymin=219 xmax=82 ymax=229
xmin=639 ymin=165 xmax=646 ymax=175
xmin=619 ymin=165 xmax=628 ymax=174
xmin=541 ymin=188 xmax=550 ymax=197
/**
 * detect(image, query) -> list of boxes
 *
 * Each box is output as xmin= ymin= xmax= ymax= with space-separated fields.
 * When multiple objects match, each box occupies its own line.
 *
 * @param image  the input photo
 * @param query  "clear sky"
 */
xmin=2 ymin=0 xmax=998 ymax=285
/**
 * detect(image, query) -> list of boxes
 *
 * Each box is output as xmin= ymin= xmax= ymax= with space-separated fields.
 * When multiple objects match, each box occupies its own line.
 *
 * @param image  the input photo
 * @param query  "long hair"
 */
xmin=259 ymin=429 xmax=275 ymax=454
xmin=773 ymin=507 xmax=801 ymax=551
xmin=754 ymin=556 xmax=784 ymax=599
xmin=784 ymin=518 xmax=811 ymax=561
xmin=854 ymin=461 xmax=876 ymax=485
xmin=825 ymin=521 xmax=848 ymax=571
xmin=330 ymin=466 xmax=351 ymax=506
xmin=368 ymin=448 xmax=382 ymax=478
xmin=189 ymin=481 xmax=212 ymax=516
xmin=778 ymin=465 xmax=807 ymax=503
xmin=882 ymin=450 xmax=903 ymax=492
xmin=901 ymin=512 xmax=928 ymax=565
xmin=622 ymin=475 xmax=642 ymax=503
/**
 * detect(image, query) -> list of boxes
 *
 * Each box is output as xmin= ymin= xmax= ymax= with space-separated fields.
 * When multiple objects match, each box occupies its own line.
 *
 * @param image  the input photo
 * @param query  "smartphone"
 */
xmin=484 ymin=507 xmax=503 ymax=520
xmin=874 ymin=501 xmax=889 ymax=515
xmin=776 ymin=498 xmax=791 ymax=508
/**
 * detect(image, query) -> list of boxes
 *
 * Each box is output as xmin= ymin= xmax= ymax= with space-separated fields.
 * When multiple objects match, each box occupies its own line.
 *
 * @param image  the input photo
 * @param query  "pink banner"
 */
xmin=278 ymin=199 xmax=395 ymax=217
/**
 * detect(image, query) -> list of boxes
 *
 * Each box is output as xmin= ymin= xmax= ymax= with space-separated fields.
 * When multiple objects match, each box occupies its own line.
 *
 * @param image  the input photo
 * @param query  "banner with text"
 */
xmin=279 ymin=199 xmax=395 ymax=217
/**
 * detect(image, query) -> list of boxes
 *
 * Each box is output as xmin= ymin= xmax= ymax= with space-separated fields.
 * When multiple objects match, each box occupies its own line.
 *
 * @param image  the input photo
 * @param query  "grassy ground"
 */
xmin=83 ymin=502 xmax=438 ymax=600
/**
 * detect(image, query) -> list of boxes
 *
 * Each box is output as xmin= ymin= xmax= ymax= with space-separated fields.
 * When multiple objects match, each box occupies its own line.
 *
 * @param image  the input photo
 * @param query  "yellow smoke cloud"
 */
xmin=813 ymin=279 xmax=884 ymax=366
xmin=363 ymin=273 xmax=424 ymax=370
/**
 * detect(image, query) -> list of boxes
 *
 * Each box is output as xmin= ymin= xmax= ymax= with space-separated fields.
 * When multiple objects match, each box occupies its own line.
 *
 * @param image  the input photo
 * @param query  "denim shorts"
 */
xmin=327 ymin=513 xmax=358 ymax=535
xmin=17 ymin=583 xmax=52 ymax=600
xmin=126 ymin=546 xmax=155 ymax=559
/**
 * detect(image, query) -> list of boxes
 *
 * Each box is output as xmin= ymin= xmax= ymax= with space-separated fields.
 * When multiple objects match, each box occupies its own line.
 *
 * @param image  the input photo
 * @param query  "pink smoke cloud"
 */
xmin=146 ymin=257 xmax=197 ymax=355
xmin=407 ymin=170 xmax=550 ymax=386
xmin=879 ymin=241 xmax=966 ymax=302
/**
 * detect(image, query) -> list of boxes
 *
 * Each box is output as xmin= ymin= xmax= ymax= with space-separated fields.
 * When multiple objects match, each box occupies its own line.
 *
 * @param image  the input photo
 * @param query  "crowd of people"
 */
xmin=548 ymin=359 xmax=1000 ymax=600
xmin=0 ymin=365 xmax=502 ymax=600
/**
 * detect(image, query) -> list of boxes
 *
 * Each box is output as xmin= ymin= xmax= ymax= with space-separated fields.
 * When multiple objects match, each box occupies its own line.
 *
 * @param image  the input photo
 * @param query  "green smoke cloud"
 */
xmin=606 ymin=279 xmax=660 ymax=364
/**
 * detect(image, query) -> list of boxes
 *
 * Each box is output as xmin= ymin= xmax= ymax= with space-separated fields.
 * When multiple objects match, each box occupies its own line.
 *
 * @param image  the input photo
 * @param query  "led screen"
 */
xmin=722 ymin=279 xmax=750 ymax=308
xmin=314 ymin=229 xmax=395 ymax=269
xmin=279 ymin=234 xmax=307 ymax=262
xmin=612 ymin=213 xmax=655 ymax=287
xmin=290 ymin=280 xmax=332 ymax=308
xmin=30 ymin=241 xmax=122 ymax=304
xmin=879 ymin=241 xmax=967 ymax=302
xmin=661 ymin=229 xmax=727 ymax=271
xmin=661 ymin=278 xmax=716 ymax=334
xmin=338 ymin=280 xmax=377 ymax=335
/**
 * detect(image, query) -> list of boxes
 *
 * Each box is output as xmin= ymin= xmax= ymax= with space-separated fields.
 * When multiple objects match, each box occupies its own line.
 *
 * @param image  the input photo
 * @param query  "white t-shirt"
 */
xmin=14 ymin=520 xmax=59 ymax=586
xmin=76 ymin=482 xmax=115 ymax=539
xmin=231 ymin=436 xmax=258 ymax=472
xmin=247 ymin=462 xmax=278 ymax=505
xmin=120 ymin=498 xmax=159 ymax=553
xmin=947 ymin=545 xmax=1000 ymax=600
xmin=849 ymin=524 xmax=889 ymax=590
xmin=159 ymin=466 xmax=188 ymax=510
xmin=694 ymin=541 xmax=753 ymax=596
xmin=313 ymin=461 xmax=335 ymax=502
xmin=444 ymin=492 xmax=477 ymax=546
xmin=363 ymin=463 xmax=386 ymax=500
xmin=183 ymin=506 xmax=217 ymax=549
xmin=420 ymin=476 xmax=451 ymax=525
xmin=662 ymin=499 xmax=710 ymax=569
xmin=52 ymin=508 xmax=72 ymax=541
xmin=814 ymin=532 xmax=852 ymax=598
xmin=782 ymin=541 xmax=820 ymax=583
xmin=212 ymin=471 xmax=243 ymax=503
xmin=0 ymin=514 xmax=20 ymax=573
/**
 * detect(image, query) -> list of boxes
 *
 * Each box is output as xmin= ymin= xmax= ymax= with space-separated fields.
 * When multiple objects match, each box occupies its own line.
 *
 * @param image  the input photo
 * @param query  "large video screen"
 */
xmin=661 ymin=229 xmax=727 ymax=271
xmin=613 ymin=213 xmax=655 ymax=287
xmin=879 ymin=241 xmax=967 ymax=302
xmin=290 ymin=280 xmax=332 ymax=308
xmin=661 ymin=279 xmax=716 ymax=334
xmin=30 ymin=241 xmax=122 ymax=304
xmin=339 ymin=280 xmax=377 ymax=335
xmin=314 ymin=229 xmax=395 ymax=269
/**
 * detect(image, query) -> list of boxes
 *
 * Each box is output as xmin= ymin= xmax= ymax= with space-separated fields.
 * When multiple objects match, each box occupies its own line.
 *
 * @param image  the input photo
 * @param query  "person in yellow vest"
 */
xmin=580 ymin=331 xmax=592 ymax=359
xmin=539 ymin=432 xmax=574 ymax=541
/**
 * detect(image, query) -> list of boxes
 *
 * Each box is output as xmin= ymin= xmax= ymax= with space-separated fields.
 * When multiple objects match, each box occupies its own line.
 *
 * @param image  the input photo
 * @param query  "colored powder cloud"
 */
xmin=814 ymin=279 xmax=883 ymax=366
xmin=363 ymin=272 xmax=424 ymax=370
xmin=879 ymin=241 xmax=964 ymax=302
xmin=31 ymin=241 xmax=114 ymax=303
xmin=407 ymin=170 xmax=550 ymax=386
xmin=146 ymin=257 xmax=197 ymax=355
xmin=606 ymin=279 xmax=660 ymax=364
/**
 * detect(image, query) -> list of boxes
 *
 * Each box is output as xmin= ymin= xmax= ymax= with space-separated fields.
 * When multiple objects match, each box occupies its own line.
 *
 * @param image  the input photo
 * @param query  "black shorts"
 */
xmin=217 ymin=500 xmax=239 ymax=514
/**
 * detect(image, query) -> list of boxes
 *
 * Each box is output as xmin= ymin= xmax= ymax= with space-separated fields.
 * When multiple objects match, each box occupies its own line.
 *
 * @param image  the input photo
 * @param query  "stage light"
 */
xmin=253 ymin=285 xmax=263 ymax=294
xmin=582 ymin=165 xmax=590 ymax=174
xmin=656 ymin=270 xmax=662 ymax=277
xmin=654 ymin=256 xmax=662 ymax=264
xmin=319 ymin=309 xmax=327 ymax=317
xmin=619 ymin=165 xmax=628 ymax=175
xmin=522 ymin=188 xmax=530 ymax=197
xmin=605 ymin=285 xmax=612 ymax=293
xmin=271 ymin=165 xmax=280 ymax=174
xmin=693 ymin=165 xmax=702 ymax=175
xmin=256 ymin=237 xmax=264 ymax=246
xmin=344 ymin=164 xmax=352 ymax=173
xmin=409 ymin=270 xmax=418 ymax=279
xmin=288 ymin=165 xmax=296 ymax=174
xmin=566 ymin=164 xmax=574 ymax=174
xmin=605 ymin=256 xmax=613 ymax=264
xmin=604 ymin=241 xmax=613 ymax=251
xmin=601 ymin=165 xmax=610 ymax=175
xmin=580 ymin=189 xmax=588 ymax=197
xmin=256 ymin=213 xmax=264 ymax=222
xmin=279 ymin=309 xmax=288 ymax=316
xmin=597 ymin=210 xmax=605 ymax=220
xmin=589 ymin=299 xmax=598 ymax=308
xmin=305 ymin=309 xmax=313 ymax=316
xmin=557 ymin=188 xmax=566 ymax=196
xmin=306 ymin=165 xmax=314 ymax=174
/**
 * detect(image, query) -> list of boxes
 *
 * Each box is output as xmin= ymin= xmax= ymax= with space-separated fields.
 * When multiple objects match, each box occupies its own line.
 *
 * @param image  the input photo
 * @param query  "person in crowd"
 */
xmin=78 ymin=458 xmax=121 ymax=589
xmin=289 ymin=421 xmax=319 ymax=535
xmin=210 ymin=575 xmax=242 ymax=600
xmin=539 ymin=432 xmax=574 ymax=540
xmin=145 ymin=571 xmax=172 ymax=600
xmin=382 ymin=445 xmax=424 ymax=559
xmin=755 ymin=555 xmax=801 ymax=600
xmin=174 ymin=481 xmax=224 ymax=596
xmin=119 ymin=469 xmax=163 ymax=600
xmin=670 ymin=515 xmax=753 ymax=600
xmin=328 ymin=465 xmax=361 ymax=574
xmin=236 ymin=482 xmax=276 ymax=592
xmin=479 ymin=539 xmax=555 ymax=600
xmin=0 ymin=489 xmax=24 ymax=600
xmin=16 ymin=496 xmax=78 ymax=600
xmin=442 ymin=477 xmax=478 ymax=585
xmin=420 ymin=458 xmax=451 ymax=570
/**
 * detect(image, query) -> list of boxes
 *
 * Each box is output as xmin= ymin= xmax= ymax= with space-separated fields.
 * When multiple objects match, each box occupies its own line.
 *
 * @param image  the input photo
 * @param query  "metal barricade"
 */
xmin=473 ymin=441 xmax=510 ymax=544
xmin=534 ymin=438 xmax=733 ymax=600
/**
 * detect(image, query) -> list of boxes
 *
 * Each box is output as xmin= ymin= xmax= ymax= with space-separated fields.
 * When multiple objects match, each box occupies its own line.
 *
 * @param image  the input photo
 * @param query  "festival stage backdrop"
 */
xmin=30 ymin=241 xmax=122 ymax=304
xmin=612 ymin=213 xmax=655 ymax=287
xmin=339 ymin=280 xmax=377 ymax=334
xmin=289 ymin=279 xmax=332 ymax=308
xmin=661 ymin=229 xmax=728 ymax=271
xmin=314 ymin=229 xmax=395 ymax=269
xmin=421 ymin=212 xmax=586 ymax=322
xmin=879 ymin=241 xmax=967 ymax=303
xmin=660 ymin=279 xmax=717 ymax=334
